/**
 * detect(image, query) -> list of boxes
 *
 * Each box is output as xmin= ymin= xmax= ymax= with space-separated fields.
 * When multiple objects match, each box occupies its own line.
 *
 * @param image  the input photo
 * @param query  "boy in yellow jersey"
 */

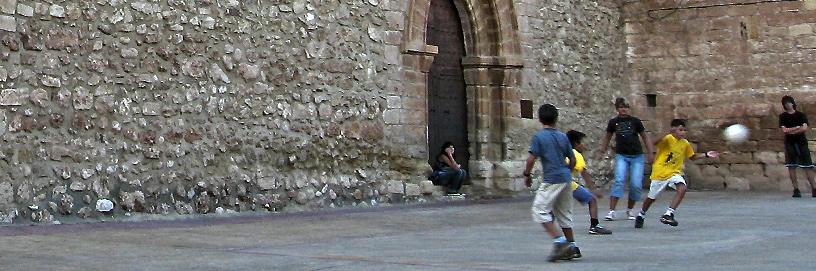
xmin=566 ymin=130 xmax=612 ymax=237
xmin=634 ymin=119 xmax=719 ymax=228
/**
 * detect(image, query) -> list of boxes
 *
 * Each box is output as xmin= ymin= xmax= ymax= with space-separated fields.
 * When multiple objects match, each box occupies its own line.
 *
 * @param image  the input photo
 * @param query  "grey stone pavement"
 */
xmin=0 ymin=191 xmax=814 ymax=271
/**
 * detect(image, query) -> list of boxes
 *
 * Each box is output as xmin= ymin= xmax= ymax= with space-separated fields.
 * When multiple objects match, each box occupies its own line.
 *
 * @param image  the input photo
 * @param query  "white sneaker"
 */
xmin=604 ymin=210 xmax=615 ymax=221
xmin=626 ymin=210 xmax=636 ymax=220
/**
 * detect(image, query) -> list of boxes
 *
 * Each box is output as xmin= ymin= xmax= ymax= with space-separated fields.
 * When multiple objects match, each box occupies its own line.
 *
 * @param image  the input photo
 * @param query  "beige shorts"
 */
xmin=531 ymin=182 xmax=573 ymax=228
xmin=647 ymin=175 xmax=687 ymax=199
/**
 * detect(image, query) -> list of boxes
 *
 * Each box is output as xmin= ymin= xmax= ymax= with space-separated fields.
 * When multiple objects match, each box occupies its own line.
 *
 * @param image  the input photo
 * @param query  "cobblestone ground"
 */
xmin=0 ymin=191 xmax=814 ymax=271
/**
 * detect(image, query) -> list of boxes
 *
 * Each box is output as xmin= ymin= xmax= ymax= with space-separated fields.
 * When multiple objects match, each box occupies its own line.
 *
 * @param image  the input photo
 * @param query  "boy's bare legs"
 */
xmin=805 ymin=168 xmax=816 ymax=190
xmin=608 ymin=196 xmax=619 ymax=211
xmin=540 ymin=222 xmax=574 ymax=241
xmin=588 ymin=198 xmax=598 ymax=220
xmin=790 ymin=168 xmax=803 ymax=197
xmin=789 ymin=168 xmax=800 ymax=191
xmin=562 ymin=227 xmax=574 ymax=243
xmin=541 ymin=221 xmax=561 ymax=238
xmin=635 ymin=197 xmax=654 ymax=229
xmin=640 ymin=197 xmax=655 ymax=213
xmin=608 ymin=196 xmax=637 ymax=219
xmin=669 ymin=183 xmax=687 ymax=210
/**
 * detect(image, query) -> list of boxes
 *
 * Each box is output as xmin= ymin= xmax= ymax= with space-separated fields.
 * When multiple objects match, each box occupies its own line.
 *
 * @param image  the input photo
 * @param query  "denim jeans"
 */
xmin=438 ymin=168 xmax=466 ymax=193
xmin=611 ymin=154 xmax=644 ymax=201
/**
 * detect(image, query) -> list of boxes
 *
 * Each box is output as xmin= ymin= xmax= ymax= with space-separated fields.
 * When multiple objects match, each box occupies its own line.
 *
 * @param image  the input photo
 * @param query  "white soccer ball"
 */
xmin=723 ymin=124 xmax=750 ymax=143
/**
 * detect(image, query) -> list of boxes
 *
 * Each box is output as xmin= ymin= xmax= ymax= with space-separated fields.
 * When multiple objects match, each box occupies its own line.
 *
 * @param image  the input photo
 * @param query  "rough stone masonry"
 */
xmin=0 ymin=0 xmax=405 ymax=223
xmin=622 ymin=0 xmax=816 ymax=192
xmin=0 ymin=0 xmax=631 ymax=224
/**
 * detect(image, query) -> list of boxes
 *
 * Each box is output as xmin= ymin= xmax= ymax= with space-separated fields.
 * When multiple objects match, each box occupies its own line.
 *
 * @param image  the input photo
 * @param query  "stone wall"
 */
xmin=511 ymin=0 xmax=627 ymax=187
xmin=0 ymin=0 xmax=406 ymax=223
xmin=0 ymin=0 xmax=628 ymax=224
xmin=622 ymin=0 xmax=816 ymax=191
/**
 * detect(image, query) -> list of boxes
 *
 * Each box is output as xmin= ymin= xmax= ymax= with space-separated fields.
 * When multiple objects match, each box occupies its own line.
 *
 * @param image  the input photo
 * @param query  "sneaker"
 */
xmin=626 ymin=210 xmax=636 ymax=220
xmin=589 ymin=225 xmax=612 ymax=235
xmin=571 ymin=246 xmax=582 ymax=259
xmin=634 ymin=215 xmax=644 ymax=228
xmin=793 ymin=189 xmax=802 ymax=198
xmin=812 ymin=189 xmax=816 ymax=197
xmin=660 ymin=214 xmax=679 ymax=227
xmin=547 ymin=242 xmax=574 ymax=262
xmin=604 ymin=210 xmax=615 ymax=221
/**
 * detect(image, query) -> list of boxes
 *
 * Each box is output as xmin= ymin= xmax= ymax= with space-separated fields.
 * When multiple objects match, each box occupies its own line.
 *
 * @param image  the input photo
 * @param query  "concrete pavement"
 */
xmin=0 ymin=191 xmax=814 ymax=270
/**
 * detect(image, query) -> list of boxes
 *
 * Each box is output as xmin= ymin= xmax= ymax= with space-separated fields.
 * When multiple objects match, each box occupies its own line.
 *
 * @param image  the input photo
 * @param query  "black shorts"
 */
xmin=784 ymin=141 xmax=814 ymax=168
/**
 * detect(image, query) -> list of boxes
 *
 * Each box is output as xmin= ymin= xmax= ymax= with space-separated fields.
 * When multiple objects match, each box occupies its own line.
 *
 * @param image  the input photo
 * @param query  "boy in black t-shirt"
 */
xmin=779 ymin=95 xmax=816 ymax=197
xmin=599 ymin=98 xmax=654 ymax=220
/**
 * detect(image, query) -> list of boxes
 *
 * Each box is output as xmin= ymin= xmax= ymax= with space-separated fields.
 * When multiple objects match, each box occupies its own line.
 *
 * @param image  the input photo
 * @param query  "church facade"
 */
xmin=0 ymin=0 xmax=811 ymax=223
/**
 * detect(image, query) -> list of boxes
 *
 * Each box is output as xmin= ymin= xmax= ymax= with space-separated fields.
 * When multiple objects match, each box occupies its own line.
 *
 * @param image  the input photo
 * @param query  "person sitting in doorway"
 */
xmin=431 ymin=142 xmax=467 ymax=195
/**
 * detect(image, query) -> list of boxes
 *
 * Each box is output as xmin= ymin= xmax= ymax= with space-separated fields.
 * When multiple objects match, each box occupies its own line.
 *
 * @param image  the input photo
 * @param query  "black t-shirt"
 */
xmin=606 ymin=116 xmax=645 ymax=155
xmin=779 ymin=111 xmax=809 ymax=144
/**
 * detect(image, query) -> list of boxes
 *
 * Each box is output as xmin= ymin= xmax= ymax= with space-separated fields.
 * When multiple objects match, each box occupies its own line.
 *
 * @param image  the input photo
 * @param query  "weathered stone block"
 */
xmin=789 ymin=24 xmax=813 ymax=36
xmin=730 ymin=164 xmax=763 ymax=177
xmin=0 ymin=0 xmax=14 ymax=14
xmin=718 ymin=152 xmax=755 ymax=164
xmin=16 ymin=4 xmax=31 ymax=17
xmin=48 ymin=4 xmax=64 ymax=18
xmin=0 ymin=15 xmax=14 ymax=32
xmin=754 ymin=151 xmax=783 ymax=164
xmin=420 ymin=180 xmax=436 ymax=194
xmin=0 ymin=88 xmax=24 ymax=105
xmin=405 ymin=183 xmax=420 ymax=196
xmin=724 ymin=176 xmax=751 ymax=191
xmin=386 ymin=180 xmax=404 ymax=194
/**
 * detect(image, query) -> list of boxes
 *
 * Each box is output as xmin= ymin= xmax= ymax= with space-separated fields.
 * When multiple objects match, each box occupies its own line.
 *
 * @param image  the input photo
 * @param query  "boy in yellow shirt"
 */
xmin=634 ymin=119 xmax=719 ymax=228
xmin=566 ymin=130 xmax=612 ymax=236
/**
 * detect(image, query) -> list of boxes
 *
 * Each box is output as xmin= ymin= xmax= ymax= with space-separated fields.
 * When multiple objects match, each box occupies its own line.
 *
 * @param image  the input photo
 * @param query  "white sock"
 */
xmin=665 ymin=208 xmax=675 ymax=216
xmin=626 ymin=209 xmax=633 ymax=215
xmin=638 ymin=210 xmax=646 ymax=217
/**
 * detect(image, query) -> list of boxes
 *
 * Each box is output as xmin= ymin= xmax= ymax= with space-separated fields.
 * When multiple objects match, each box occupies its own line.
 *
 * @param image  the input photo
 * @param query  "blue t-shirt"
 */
xmin=529 ymin=128 xmax=574 ymax=184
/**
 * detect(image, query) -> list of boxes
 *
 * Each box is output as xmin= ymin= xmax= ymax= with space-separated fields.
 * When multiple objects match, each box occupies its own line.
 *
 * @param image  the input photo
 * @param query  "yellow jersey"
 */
xmin=566 ymin=149 xmax=586 ymax=191
xmin=650 ymin=134 xmax=694 ymax=181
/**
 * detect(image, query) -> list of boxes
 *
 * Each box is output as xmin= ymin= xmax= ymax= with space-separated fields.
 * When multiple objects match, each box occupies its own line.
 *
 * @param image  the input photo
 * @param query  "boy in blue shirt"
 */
xmin=523 ymin=104 xmax=579 ymax=262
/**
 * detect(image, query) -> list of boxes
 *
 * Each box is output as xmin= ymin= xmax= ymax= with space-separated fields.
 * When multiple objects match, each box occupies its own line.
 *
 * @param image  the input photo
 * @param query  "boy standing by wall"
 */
xmin=779 ymin=95 xmax=816 ymax=198
xmin=634 ymin=119 xmax=718 ymax=228
xmin=523 ymin=104 xmax=579 ymax=262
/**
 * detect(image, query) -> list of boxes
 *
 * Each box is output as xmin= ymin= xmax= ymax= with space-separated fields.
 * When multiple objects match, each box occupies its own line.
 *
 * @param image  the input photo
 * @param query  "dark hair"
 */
xmin=615 ymin=97 xmax=630 ymax=108
xmin=670 ymin=119 xmax=686 ymax=127
xmin=538 ymin=104 xmax=558 ymax=125
xmin=782 ymin=95 xmax=797 ymax=110
xmin=566 ymin=130 xmax=586 ymax=147
xmin=438 ymin=141 xmax=454 ymax=158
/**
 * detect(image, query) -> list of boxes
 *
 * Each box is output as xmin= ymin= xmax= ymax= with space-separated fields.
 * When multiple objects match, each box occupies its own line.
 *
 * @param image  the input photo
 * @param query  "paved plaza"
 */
xmin=0 ymin=191 xmax=814 ymax=270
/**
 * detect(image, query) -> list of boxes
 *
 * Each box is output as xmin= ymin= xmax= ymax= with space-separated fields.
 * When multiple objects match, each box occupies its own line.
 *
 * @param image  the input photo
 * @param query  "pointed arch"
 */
xmin=397 ymin=0 xmax=524 ymax=193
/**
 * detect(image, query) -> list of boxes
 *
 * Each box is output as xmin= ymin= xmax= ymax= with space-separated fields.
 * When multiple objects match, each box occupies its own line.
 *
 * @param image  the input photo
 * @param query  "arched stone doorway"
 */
xmin=426 ymin=0 xmax=469 ymax=177
xmin=401 ymin=0 xmax=523 ymax=194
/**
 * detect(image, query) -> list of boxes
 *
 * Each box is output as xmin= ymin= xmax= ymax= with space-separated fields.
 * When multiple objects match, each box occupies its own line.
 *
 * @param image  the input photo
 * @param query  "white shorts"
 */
xmin=647 ymin=175 xmax=687 ymax=199
xmin=531 ymin=182 xmax=573 ymax=228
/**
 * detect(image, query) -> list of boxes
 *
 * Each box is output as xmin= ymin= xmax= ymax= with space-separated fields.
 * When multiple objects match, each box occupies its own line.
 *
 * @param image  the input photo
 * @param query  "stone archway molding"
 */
xmin=404 ymin=0 xmax=523 ymax=64
xmin=400 ymin=0 xmax=524 ymax=194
